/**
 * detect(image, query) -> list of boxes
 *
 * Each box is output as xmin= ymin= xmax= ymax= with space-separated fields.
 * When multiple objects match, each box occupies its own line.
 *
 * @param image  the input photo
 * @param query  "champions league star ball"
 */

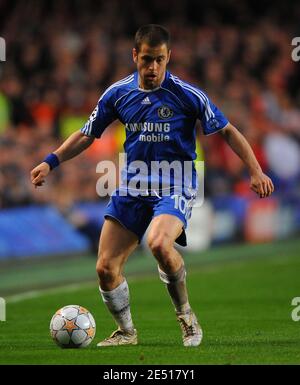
xmin=50 ymin=305 xmax=96 ymax=348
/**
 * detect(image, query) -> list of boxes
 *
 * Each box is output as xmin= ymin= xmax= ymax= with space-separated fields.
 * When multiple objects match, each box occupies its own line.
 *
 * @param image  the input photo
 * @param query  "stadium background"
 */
xmin=0 ymin=0 xmax=300 ymax=365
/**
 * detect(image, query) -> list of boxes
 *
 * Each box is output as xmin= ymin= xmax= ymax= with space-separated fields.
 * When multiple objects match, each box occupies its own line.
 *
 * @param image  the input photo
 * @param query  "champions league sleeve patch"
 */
xmin=202 ymin=116 xmax=229 ymax=136
xmin=207 ymin=118 xmax=220 ymax=130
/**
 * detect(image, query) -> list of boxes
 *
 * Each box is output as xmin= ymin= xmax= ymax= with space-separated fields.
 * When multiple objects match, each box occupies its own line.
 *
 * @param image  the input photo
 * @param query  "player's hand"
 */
xmin=30 ymin=162 xmax=50 ymax=188
xmin=250 ymin=172 xmax=274 ymax=198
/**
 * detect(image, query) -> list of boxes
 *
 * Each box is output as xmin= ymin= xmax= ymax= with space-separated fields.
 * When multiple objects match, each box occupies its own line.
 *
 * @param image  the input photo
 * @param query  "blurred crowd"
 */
xmin=1 ymin=0 xmax=300 ymax=213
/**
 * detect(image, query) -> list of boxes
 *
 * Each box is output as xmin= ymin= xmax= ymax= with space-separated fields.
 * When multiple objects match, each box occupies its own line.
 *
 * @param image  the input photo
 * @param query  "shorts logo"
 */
xmin=158 ymin=105 xmax=173 ymax=119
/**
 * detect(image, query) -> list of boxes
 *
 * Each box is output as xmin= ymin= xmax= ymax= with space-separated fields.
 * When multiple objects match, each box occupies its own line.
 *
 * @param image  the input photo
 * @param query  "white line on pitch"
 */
xmin=6 ymin=282 xmax=96 ymax=304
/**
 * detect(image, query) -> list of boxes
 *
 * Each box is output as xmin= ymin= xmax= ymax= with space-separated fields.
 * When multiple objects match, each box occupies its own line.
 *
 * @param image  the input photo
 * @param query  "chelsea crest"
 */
xmin=158 ymin=105 xmax=173 ymax=119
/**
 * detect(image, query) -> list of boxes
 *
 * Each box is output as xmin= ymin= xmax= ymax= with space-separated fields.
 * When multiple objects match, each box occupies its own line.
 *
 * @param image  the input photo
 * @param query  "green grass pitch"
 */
xmin=0 ymin=239 xmax=300 ymax=365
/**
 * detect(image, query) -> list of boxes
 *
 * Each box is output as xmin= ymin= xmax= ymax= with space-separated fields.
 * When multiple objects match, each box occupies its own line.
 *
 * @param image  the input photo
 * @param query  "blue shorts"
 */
xmin=104 ymin=189 xmax=196 ymax=247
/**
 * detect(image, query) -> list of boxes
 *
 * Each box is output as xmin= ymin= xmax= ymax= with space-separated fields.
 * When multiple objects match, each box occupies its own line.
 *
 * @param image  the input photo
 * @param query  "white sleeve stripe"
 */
xmin=83 ymin=74 xmax=134 ymax=136
xmin=183 ymin=85 xmax=211 ymax=121
xmin=99 ymin=75 xmax=134 ymax=102
xmin=88 ymin=120 xmax=92 ymax=135
xmin=171 ymin=77 xmax=210 ymax=120
xmin=169 ymin=75 xmax=215 ymax=120
xmin=170 ymin=75 xmax=213 ymax=119
xmin=81 ymin=120 xmax=92 ymax=136
xmin=82 ymin=122 xmax=89 ymax=136
xmin=81 ymin=124 xmax=89 ymax=135
xmin=182 ymin=84 xmax=214 ymax=119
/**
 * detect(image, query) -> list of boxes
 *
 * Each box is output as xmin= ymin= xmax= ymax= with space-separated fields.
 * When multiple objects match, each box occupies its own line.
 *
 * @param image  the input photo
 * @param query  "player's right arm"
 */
xmin=31 ymin=81 xmax=119 ymax=188
xmin=31 ymin=77 xmax=127 ymax=188
xmin=31 ymin=131 xmax=95 ymax=188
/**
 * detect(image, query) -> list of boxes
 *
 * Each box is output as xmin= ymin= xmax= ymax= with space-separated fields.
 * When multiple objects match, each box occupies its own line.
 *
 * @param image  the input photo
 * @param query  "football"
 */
xmin=50 ymin=305 xmax=96 ymax=348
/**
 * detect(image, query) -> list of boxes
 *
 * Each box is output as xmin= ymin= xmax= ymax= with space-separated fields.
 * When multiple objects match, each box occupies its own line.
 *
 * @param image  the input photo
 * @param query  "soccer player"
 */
xmin=31 ymin=24 xmax=274 ymax=347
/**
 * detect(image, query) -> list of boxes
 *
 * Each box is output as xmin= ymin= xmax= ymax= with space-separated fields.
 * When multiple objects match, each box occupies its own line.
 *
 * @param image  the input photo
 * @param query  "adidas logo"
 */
xmin=141 ymin=96 xmax=151 ymax=105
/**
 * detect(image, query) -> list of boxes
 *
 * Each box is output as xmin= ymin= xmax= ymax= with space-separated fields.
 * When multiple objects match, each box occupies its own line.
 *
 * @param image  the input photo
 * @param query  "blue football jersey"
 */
xmin=81 ymin=71 xmax=229 ymax=194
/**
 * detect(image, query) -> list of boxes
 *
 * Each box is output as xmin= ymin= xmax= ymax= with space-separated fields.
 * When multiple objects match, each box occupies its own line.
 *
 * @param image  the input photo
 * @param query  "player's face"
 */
xmin=133 ymin=43 xmax=171 ymax=90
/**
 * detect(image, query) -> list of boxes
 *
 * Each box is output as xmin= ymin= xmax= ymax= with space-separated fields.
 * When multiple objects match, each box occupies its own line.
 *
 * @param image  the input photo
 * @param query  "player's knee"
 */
xmin=96 ymin=260 xmax=118 ymax=284
xmin=97 ymin=266 xmax=116 ymax=284
xmin=148 ymin=234 xmax=171 ymax=259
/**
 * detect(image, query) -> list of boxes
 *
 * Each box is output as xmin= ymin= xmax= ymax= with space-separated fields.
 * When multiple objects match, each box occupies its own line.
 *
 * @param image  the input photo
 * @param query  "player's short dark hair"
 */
xmin=134 ymin=24 xmax=170 ymax=52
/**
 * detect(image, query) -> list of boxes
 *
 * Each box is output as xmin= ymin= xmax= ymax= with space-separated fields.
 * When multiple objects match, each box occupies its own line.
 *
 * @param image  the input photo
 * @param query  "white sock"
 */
xmin=158 ymin=265 xmax=191 ymax=314
xmin=99 ymin=279 xmax=134 ymax=332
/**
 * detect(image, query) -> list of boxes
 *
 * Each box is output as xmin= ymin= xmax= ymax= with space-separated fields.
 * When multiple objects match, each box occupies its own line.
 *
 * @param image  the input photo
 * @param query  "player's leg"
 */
xmin=147 ymin=214 xmax=202 ymax=347
xmin=147 ymin=214 xmax=189 ymax=313
xmin=96 ymin=217 xmax=139 ymax=346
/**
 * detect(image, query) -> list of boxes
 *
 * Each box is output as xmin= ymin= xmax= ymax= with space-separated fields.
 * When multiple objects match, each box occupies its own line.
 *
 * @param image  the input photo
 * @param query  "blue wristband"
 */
xmin=43 ymin=153 xmax=60 ymax=170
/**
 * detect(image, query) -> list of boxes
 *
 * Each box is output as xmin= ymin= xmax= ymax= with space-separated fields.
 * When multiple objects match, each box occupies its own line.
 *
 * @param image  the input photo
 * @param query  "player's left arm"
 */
xmin=219 ymin=123 xmax=274 ymax=198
